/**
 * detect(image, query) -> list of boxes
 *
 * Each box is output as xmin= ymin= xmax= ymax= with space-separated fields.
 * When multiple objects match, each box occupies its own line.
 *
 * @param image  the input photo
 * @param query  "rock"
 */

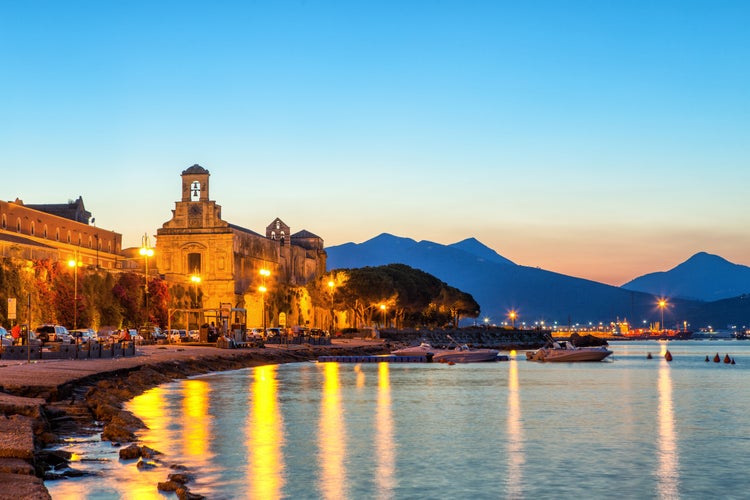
xmin=140 ymin=445 xmax=161 ymax=458
xmin=168 ymin=472 xmax=193 ymax=484
xmin=176 ymin=486 xmax=205 ymax=500
xmin=158 ymin=480 xmax=180 ymax=491
xmin=101 ymin=423 xmax=136 ymax=443
xmin=136 ymin=457 xmax=158 ymax=469
xmin=118 ymin=443 xmax=141 ymax=460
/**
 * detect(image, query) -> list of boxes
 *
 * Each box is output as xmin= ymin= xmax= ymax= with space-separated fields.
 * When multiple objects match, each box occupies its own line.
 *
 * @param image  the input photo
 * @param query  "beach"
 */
xmin=0 ymin=340 xmax=390 ymax=499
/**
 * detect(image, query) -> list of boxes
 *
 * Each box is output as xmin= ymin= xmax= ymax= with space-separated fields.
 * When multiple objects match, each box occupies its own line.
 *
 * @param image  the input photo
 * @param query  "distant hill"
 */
xmin=326 ymin=235 xmax=750 ymax=328
xmin=621 ymin=252 xmax=750 ymax=302
xmin=326 ymin=234 xmax=671 ymax=326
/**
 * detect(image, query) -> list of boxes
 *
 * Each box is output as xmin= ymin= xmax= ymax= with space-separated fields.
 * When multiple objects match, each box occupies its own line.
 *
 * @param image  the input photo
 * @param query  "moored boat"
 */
xmin=526 ymin=339 xmax=612 ymax=362
xmin=391 ymin=342 xmax=500 ymax=363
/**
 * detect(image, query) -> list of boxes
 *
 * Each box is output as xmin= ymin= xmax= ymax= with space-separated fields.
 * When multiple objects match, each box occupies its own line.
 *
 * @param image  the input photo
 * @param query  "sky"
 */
xmin=2 ymin=1 xmax=748 ymax=286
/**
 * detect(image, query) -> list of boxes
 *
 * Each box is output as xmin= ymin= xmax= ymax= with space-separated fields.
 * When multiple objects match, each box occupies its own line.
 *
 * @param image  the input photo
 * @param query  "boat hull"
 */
xmin=526 ymin=347 xmax=612 ymax=362
xmin=392 ymin=344 xmax=500 ymax=363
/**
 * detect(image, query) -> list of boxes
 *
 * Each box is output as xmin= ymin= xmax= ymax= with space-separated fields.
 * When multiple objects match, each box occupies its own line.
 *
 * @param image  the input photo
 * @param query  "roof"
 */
xmin=228 ymin=223 xmax=263 ymax=237
xmin=182 ymin=164 xmax=209 ymax=175
xmin=0 ymin=232 xmax=57 ymax=249
xmin=25 ymin=196 xmax=91 ymax=224
xmin=292 ymin=229 xmax=321 ymax=239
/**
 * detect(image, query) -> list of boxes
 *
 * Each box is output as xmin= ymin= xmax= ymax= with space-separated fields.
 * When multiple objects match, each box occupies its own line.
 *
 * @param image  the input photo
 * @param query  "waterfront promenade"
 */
xmin=0 ymin=340 xmax=388 ymax=499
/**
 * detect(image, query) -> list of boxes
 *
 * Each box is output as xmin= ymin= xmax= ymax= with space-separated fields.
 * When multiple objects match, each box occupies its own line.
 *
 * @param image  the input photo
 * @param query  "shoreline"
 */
xmin=0 ymin=340 xmax=391 ymax=499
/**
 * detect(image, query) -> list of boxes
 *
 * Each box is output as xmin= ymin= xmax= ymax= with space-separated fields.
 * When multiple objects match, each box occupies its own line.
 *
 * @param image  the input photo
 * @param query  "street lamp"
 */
xmin=380 ymin=304 xmax=386 ymax=329
xmin=190 ymin=274 xmax=201 ymax=307
xmin=139 ymin=234 xmax=154 ymax=325
xmin=259 ymin=268 xmax=270 ymax=333
xmin=328 ymin=280 xmax=335 ymax=334
xmin=508 ymin=310 xmax=517 ymax=329
xmin=658 ymin=298 xmax=668 ymax=332
xmin=68 ymin=252 xmax=82 ymax=330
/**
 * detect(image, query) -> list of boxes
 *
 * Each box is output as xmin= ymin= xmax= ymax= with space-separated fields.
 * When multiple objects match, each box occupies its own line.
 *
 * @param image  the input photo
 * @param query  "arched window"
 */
xmin=190 ymin=181 xmax=201 ymax=201
xmin=30 ymin=223 xmax=35 ymax=236
xmin=271 ymin=231 xmax=276 ymax=240
xmin=66 ymin=231 xmax=71 ymax=243
xmin=187 ymin=252 xmax=201 ymax=274
xmin=56 ymin=229 xmax=60 ymax=241
xmin=78 ymin=234 xmax=82 ymax=245
xmin=16 ymin=218 xmax=21 ymax=233
xmin=43 ymin=225 xmax=48 ymax=238
xmin=1 ymin=214 xmax=6 ymax=229
xmin=88 ymin=236 xmax=93 ymax=248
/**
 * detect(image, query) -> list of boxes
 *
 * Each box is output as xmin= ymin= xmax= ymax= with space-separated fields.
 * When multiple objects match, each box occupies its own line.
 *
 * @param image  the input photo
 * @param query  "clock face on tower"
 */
xmin=188 ymin=203 xmax=202 ymax=227
xmin=189 ymin=204 xmax=202 ymax=216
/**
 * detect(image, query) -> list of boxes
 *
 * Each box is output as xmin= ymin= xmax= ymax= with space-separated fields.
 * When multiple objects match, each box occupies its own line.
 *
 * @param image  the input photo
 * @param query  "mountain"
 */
xmin=622 ymin=252 xmax=750 ymax=302
xmin=326 ymin=233 xmax=750 ymax=328
xmin=326 ymin=234 xmax=672 ymax=326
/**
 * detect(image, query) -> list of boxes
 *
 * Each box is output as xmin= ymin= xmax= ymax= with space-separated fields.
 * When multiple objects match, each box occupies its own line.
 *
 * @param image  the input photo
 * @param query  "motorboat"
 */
xmin=391 ymin=341 xmax=500 ymax=363
xmin=526 ymin=340 xmax=612 ymax=362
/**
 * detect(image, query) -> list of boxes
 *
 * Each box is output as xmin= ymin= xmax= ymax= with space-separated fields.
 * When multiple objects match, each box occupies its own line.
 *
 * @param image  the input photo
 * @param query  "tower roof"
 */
xmin=182 ymin=164 xmax=209 ymax=175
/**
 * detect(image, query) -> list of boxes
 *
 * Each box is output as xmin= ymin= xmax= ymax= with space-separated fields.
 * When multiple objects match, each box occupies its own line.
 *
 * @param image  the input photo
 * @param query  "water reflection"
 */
xmin=247 ymin=364 xmax=285 ymax=499
xmin=376 ymin=362 xmax=396 ymax=499
xmin=657 ymin=357 xmax=679 ymax=498
xmin=182 ymin=379 xmax=210 ymax=458
xmin=506 ymin=356 xmax=524 ymax=499
xmin=319 ymin=362 xmax=348 ymax=499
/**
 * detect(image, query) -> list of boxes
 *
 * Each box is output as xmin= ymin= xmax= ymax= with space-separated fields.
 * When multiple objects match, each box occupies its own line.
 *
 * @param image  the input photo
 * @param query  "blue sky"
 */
xmin=2 ymin=1 xmax=748 ymax=285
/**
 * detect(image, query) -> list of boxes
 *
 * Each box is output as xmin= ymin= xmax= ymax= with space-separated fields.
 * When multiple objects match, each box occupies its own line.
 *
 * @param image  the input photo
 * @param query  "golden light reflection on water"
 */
xmin=354 ymin=363 xmax=366 ymax=388
xmin=319 ymin=362 xmax=347 ymax=500
xmin=247 ymin=364 xmax=285 ymax=500
xmin=506 ymin=357 xmax=524 ymax=499
xmin=376 ymin=362 xmax=395 ymax=499
xmin=182 ymin=379 xmax=210 ymax=458
xmin=657 ymin=359 xmax=679 ymax=498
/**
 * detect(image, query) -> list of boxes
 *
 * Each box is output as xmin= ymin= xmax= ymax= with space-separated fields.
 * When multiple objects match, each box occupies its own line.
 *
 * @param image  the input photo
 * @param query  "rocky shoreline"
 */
xmin=0 ymin=341 xmax=391 ymax=499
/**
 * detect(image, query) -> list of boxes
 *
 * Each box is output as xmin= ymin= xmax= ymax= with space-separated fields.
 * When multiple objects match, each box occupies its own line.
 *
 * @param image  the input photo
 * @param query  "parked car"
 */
xmin=0 ymin=327 xmax=11 ymax=347
xmin=170 ymin=330 xmax=188 ymax=343
xmin=249 ymin=328 xmax=265 ymax=339
xmin=138 ymin=325 xmax=165 ymax=343
xmin=71 ymin=328 xmax=97 ymax=344
xmin=265 ymin=327 xmax=285 ymax=338
xmin=188 ymin=330 xmax=199 ymax=342
xmin=34 ymin=324 xmax=70 ymax=344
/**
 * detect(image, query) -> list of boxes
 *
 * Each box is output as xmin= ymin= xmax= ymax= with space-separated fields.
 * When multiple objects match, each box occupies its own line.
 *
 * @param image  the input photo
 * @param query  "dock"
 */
xmin=317 ymin=355 xmax=428 ymax=363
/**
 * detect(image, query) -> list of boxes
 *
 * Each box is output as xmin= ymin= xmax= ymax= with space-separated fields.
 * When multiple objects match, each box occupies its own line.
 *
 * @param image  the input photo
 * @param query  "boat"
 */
xmin=391 ymin=341 xmax=500 ymax=363
xmin=525 ymin=339 xmax=612 ymax=362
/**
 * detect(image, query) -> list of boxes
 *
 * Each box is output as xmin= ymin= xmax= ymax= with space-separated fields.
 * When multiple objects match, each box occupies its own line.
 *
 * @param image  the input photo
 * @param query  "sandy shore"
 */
xmin=0 ymin=339 xmax=390 ymax=499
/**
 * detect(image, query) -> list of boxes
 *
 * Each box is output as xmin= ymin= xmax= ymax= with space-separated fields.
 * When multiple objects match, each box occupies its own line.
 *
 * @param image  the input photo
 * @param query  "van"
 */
xmin=34 ymin=324 xmax=70 ymax=344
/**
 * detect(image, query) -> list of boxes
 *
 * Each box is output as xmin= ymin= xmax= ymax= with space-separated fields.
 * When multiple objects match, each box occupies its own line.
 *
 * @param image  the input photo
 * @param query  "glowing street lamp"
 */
xmin=380 ymin=304 xmax=386 ymax=329
xmin=328 ymin=280 xmax=335 ymax=334
xmin=68 ymin=252 xmax=82 ymax=330
xmin=259 ymin=268 xmax=270 ymax=333
xmin=508 ymin=310 xmax=517 ymax=329
xmin=190 ymin=274 xmax=201 ymax=308
xmin=139 ymin=234 xmax=154 ymax=325
xmin=658 ymin=298 xmax=668 ymax=332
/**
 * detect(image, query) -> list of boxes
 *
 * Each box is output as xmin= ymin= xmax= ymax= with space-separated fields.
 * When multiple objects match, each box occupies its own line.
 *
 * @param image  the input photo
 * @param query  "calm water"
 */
xmin=47 ymin=341 xmax=750 ymax=499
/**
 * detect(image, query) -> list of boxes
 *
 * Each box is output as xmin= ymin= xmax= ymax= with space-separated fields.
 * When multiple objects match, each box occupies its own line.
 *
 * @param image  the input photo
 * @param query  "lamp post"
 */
xmin=380 ymin=304 xmax=386 ymax=329
xmin=658 ymin=299 xmax=668 ymax=332
xmin=259 ymin=268 xmax=270 ymax=333
xmin=328 ymin=280 xmax=335 ymax=334
xmin=67 ymin=252 xmax=82 ymax=330
xmin=139 ymin=234 xmax=154 ymax=325
xmin=509 ymin=310 xmax=517 ymax=329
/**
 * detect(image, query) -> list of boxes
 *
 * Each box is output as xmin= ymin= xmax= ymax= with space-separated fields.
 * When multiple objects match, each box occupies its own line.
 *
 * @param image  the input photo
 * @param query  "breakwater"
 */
xmin=380 ymin=327 xmax=549 ymax=350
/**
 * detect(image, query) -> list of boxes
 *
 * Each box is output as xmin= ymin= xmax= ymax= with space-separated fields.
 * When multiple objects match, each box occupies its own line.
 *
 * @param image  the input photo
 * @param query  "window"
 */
xmin=190 ymin=181 xmax=201 ymax=201
xmin=188 ymin=252 xmax=201 ymax=274
xmin=43 ymin=225 xmax=48 ymax=238
xmin=1 ymin=214 xmax=6 ymax=229
xmin=30 ymin=223 xmax=35 ymax=236
xmin=66 ymin=231 xmax=71 ymax=243
xmin=16 ymin=219 xmax=21 ymax=232
xmin=56 ymin=229 xmax=60 ymax=241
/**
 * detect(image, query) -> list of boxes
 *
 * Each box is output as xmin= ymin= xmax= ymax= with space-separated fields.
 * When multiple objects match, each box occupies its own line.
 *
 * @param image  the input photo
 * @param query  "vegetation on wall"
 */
xmin=0 ymin=257 xmax=168 ymax=330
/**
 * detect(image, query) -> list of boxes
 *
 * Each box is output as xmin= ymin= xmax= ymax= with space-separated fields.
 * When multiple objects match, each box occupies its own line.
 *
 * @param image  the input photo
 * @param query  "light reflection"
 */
xmin=319 ymin=362 xmax=347 ymax=499
xmin=376 ymin=362 xmax=395 ymax=498
xmin=247 ymin=364 xmax=285 ymax=499
xmin=354 ymin=363 xmax=366 ymax=388
xmin=182 ymin=379 xmax=210 ymax=458
xmin=506 ymin=356 xmax=524 ymax=498
xmin=657 ymin=358 xmax=679 ymax=498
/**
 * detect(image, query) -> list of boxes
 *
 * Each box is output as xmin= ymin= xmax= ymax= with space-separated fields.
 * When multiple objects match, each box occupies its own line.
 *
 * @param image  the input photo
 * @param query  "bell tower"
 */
xmin=181 ymin=164 xmax=210 ymax=202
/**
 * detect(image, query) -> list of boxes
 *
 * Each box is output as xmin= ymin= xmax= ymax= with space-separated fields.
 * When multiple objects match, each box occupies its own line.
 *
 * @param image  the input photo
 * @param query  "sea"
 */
xmin=46 ymin=340 xmax=750 ymax=499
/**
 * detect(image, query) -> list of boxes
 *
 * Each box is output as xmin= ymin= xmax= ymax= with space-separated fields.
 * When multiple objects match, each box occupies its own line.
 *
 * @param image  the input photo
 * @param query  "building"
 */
xmin=0 ymin=197 xmax=122 ymax=269
xmin=155 ymin=165 xmax=327 ymax=326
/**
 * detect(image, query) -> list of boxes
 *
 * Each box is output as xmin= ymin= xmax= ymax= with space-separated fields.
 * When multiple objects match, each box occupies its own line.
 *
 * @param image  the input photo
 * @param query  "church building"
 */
xmin=155 ymin=165 xmax=326 ymax=326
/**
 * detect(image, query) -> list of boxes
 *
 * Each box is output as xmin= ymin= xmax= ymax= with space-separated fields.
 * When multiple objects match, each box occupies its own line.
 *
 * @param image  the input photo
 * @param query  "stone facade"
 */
xmin=0 ymin=198 xmax=122 ymax=269
xmin=155 ymin=165 xmax=327 ymax=325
